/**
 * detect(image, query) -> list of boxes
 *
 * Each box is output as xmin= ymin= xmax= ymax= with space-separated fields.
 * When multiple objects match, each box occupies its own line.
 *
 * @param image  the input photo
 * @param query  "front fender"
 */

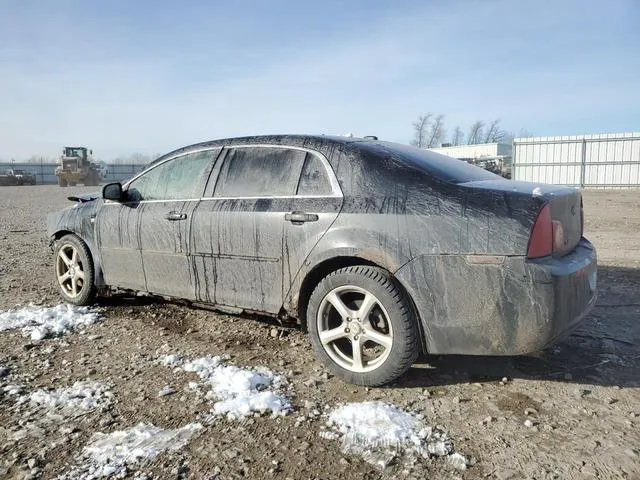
xmin=47 ymin=202 xmax=106 ymax=287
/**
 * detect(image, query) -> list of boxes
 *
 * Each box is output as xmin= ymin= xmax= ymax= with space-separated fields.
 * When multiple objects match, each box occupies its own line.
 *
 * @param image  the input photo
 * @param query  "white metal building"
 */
xmin=428 ymin=143 xmax=512 ymax=162
xmin=512 ymin=132 xmax=640 ymax=188
xmin=428 ymin=143 xmax=512 ymax=176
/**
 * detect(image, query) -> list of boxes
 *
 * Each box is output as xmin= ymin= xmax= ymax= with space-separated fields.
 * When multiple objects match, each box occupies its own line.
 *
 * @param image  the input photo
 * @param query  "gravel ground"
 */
xmin=0 ymin=185 xmax=639 ymax=479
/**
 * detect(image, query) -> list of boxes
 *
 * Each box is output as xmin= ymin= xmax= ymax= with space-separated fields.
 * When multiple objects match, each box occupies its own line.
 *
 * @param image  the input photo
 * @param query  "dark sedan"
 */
xmin=47 ymin=135 xmax=597 ymax=386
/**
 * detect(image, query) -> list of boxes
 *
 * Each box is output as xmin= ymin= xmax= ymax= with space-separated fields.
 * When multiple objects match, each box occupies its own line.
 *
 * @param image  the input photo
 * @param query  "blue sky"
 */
xmin=0 ymin=0 xmax=638 ymax=159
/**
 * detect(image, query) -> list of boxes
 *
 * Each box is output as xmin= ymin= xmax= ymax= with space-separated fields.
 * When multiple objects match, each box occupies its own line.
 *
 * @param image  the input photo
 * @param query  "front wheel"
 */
xmin=54 ymin=234 xmax=96 ymax=305
xmin=307 ymin=266 xmax=420 ymax=386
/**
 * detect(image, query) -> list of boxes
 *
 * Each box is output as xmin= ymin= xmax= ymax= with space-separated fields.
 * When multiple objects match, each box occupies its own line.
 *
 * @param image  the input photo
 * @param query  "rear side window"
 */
xmin=214 ymin=147 xmax=306 ymax=197
xmin=126 ymin=150 xmax=216 ymax=201
xmin=296 ymin=153 xmax=333 ymax=196
xmin=364 ymin=142 xmax=500 ymax=184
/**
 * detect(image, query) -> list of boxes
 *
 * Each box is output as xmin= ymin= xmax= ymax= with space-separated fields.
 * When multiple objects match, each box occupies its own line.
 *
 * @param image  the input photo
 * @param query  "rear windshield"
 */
xmin=364 ymin=142 xmax=500 ymax=184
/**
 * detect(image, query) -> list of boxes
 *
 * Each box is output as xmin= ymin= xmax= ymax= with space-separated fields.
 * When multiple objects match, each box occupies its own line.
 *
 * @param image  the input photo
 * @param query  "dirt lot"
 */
xmin=0 ymin=185 xmax=639 ymax=479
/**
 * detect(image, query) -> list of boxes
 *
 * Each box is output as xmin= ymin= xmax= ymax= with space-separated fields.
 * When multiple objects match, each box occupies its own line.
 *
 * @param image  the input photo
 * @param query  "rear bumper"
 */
xmin=395 ymin=239 xmax=597 ymax=355
xmin=534 ymin=239 xmax=597 ymax=349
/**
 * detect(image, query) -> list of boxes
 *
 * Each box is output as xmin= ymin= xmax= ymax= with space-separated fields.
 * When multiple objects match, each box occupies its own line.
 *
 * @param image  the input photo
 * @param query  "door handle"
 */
xmin=164 ymin=211 xmax=187 ymax=221
xmin=285 ymin=211 xmax=319 ymax=224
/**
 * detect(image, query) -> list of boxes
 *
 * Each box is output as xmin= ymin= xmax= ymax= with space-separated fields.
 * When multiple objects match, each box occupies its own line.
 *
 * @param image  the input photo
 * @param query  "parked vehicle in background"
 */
xmin=0 ymin=169 xmax=36 ymax=186
xmin=0 ymin=169 xmax=19 ymax=186
xmin=55 ymin=146 xmax=101 ymax=187
xmin=11 ymin=169 xmax=37 ymax=185
xmin=46 ymin=135 xmax=597 ymax=386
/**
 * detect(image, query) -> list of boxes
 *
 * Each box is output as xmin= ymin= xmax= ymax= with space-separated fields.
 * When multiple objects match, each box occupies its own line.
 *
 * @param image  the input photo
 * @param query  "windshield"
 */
xmin=66 ymin=148 xmax=85 ymax=157
xmin=365 ymin=142 xmax=501 ymax=184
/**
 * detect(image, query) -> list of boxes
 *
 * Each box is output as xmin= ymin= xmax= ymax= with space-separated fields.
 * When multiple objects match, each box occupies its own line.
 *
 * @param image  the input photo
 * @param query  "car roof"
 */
xmin=147 ymin=134 xmax=372 ymax=166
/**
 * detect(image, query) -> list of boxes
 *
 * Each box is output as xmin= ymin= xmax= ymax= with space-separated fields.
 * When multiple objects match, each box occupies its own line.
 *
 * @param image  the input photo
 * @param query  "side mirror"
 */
xmin=102 ymin=182 xmax=123 ymax=202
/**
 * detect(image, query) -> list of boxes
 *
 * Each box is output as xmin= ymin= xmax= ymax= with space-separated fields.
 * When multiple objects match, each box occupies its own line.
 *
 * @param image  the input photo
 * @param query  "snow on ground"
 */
xmin=26 ymin=381 xmax=113 ymax=411
xmin=161 ymin=354 xmax=291 ymax=420
xmin=2 ymin=384 xmax=24 ymax=396
xmin=323 ymin=401 xmax=468 ymax=469
xmin=59 ymin=423 xmax=202 ymax=479
xmin=0 ymin=304 xmax=102 ymax=340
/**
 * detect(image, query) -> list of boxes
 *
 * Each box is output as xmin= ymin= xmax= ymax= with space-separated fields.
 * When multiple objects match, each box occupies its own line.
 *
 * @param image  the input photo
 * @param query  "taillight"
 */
xmin=527 ymin=204 xmax=552 ymax=258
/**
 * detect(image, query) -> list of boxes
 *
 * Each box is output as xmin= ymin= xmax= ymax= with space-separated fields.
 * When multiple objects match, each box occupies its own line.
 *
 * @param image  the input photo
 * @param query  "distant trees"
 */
xmin=451 ymin=126 xmax=464 ymax=146
xmin=467 ymin=121 xmax=484 ymax=145
xmin=411 ymin=113 xmax=447 ymax=148
xmin=110 ymin=153 xmax=159 ymax=164
xmin=2 ymin=152 xmax=160 ymax=165
xmin=411 ymin=114 xmax=531 ymax=147
xmin=411 ymin=114 xmax=432 ymax=148
xmin=426 ymin=114 xmax=445 ymax=148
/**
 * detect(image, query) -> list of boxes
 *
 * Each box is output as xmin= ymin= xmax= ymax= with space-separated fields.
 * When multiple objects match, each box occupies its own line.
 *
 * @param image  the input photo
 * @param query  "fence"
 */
xmin=0 ymin=162 xmax=147 ymax=185
xmin=513 ymin=132 xmax=640 ymax=188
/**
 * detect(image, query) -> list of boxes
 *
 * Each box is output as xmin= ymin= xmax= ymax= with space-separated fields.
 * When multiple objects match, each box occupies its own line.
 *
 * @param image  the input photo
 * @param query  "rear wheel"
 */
xmin=54 ymin=234 xmax=96 ymax=305
xmin=307 ymin=266 xmax=420 ymax=386
xmin=58 ymin=177 xmax=68 ymax=187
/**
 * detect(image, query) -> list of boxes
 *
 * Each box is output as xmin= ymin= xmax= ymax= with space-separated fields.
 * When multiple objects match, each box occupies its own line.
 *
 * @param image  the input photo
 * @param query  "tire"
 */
xmin=53 ymin=234 xmax=97 ymax=306
xmin=58 ymin=177 xmax=67 ymax=187
xmin=68 ymin=182 xmax=77 ymax=187
xmin=307 ymin=266 xmax=420 ymax=386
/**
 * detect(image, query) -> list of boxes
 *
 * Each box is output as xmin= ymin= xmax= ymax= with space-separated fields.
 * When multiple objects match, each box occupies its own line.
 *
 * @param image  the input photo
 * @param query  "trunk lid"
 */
xmin=462 ymin=179 xmax=583 ymax=257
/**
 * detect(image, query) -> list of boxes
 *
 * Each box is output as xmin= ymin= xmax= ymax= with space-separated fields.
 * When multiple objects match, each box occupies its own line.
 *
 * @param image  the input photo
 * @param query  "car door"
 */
xmin=96 ymin=196 xmax=145 ymax=291
xmin=282 ymin=151 xmax=343 ymax=292
xmin=190 ymin=145 xmax=341 ymax=314
xmin=96 ymin=148 xmax=219 ymax=297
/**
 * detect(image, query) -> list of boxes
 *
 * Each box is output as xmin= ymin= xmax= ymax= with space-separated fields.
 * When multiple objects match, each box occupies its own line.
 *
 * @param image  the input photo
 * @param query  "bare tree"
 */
xmin=411 ymin=114 xmax=432 ymax=148
xmin=483 ymin=119 xmax=506 ymax=143
xmin=502 ymin=132 xmax=516 ymax=144
xmin=451 ymin=126 xmax=464 ymax=146
xmin=426 ymin=114 xmax=445 ymax=148
xmin=518 ymin=128 xmax=533 ymax=138
xmin=467 ymin=121 xmax=484 ymax=144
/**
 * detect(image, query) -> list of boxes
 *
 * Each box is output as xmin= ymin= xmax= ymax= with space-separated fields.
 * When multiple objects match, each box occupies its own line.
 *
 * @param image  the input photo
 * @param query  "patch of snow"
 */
xmin=324 ymin=401 xmax=461 ymax=469
xmin=532 ymin=187 xmax=543 ymax=197
xmin=157 ymin=385 xmax=175 ymax=397
xmin=59 ymin=423 xmax=202 ymax=479
xmin=0 ymin=304 xmax=101 ymax=341
xmin=182 ymin=355 xmax=222 ymax=379
xmin=28 ymin=381 xmax=112 ymax=411
xmin=318 ymin=430 xmax=340 ymax=441
xmin=159 ymin=354 xmax=183 ymax=367
xmin=447 ymin=452 xmax=469 ymax=470
xmin=164 ymin=355 xmax=291 ymax=419
xmin=3 ymin=384 xmax=23 ymax=396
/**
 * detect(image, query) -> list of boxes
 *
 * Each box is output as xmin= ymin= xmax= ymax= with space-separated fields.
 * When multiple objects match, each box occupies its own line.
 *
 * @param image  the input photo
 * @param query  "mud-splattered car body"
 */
xmin=47 ymin=135 xmax=597 ymax=357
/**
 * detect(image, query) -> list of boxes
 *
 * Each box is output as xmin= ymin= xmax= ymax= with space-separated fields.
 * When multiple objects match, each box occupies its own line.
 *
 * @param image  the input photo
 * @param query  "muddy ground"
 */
xmin=0 ymin=185 xmax=638 ymax=479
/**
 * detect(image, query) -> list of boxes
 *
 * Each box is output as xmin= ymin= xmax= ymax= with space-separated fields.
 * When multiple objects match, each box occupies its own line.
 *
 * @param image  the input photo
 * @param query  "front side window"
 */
xmin=214 ymin=147 xmax=307 ymax=197
xmin=126 ymin=150 xmax=215 ymax=201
